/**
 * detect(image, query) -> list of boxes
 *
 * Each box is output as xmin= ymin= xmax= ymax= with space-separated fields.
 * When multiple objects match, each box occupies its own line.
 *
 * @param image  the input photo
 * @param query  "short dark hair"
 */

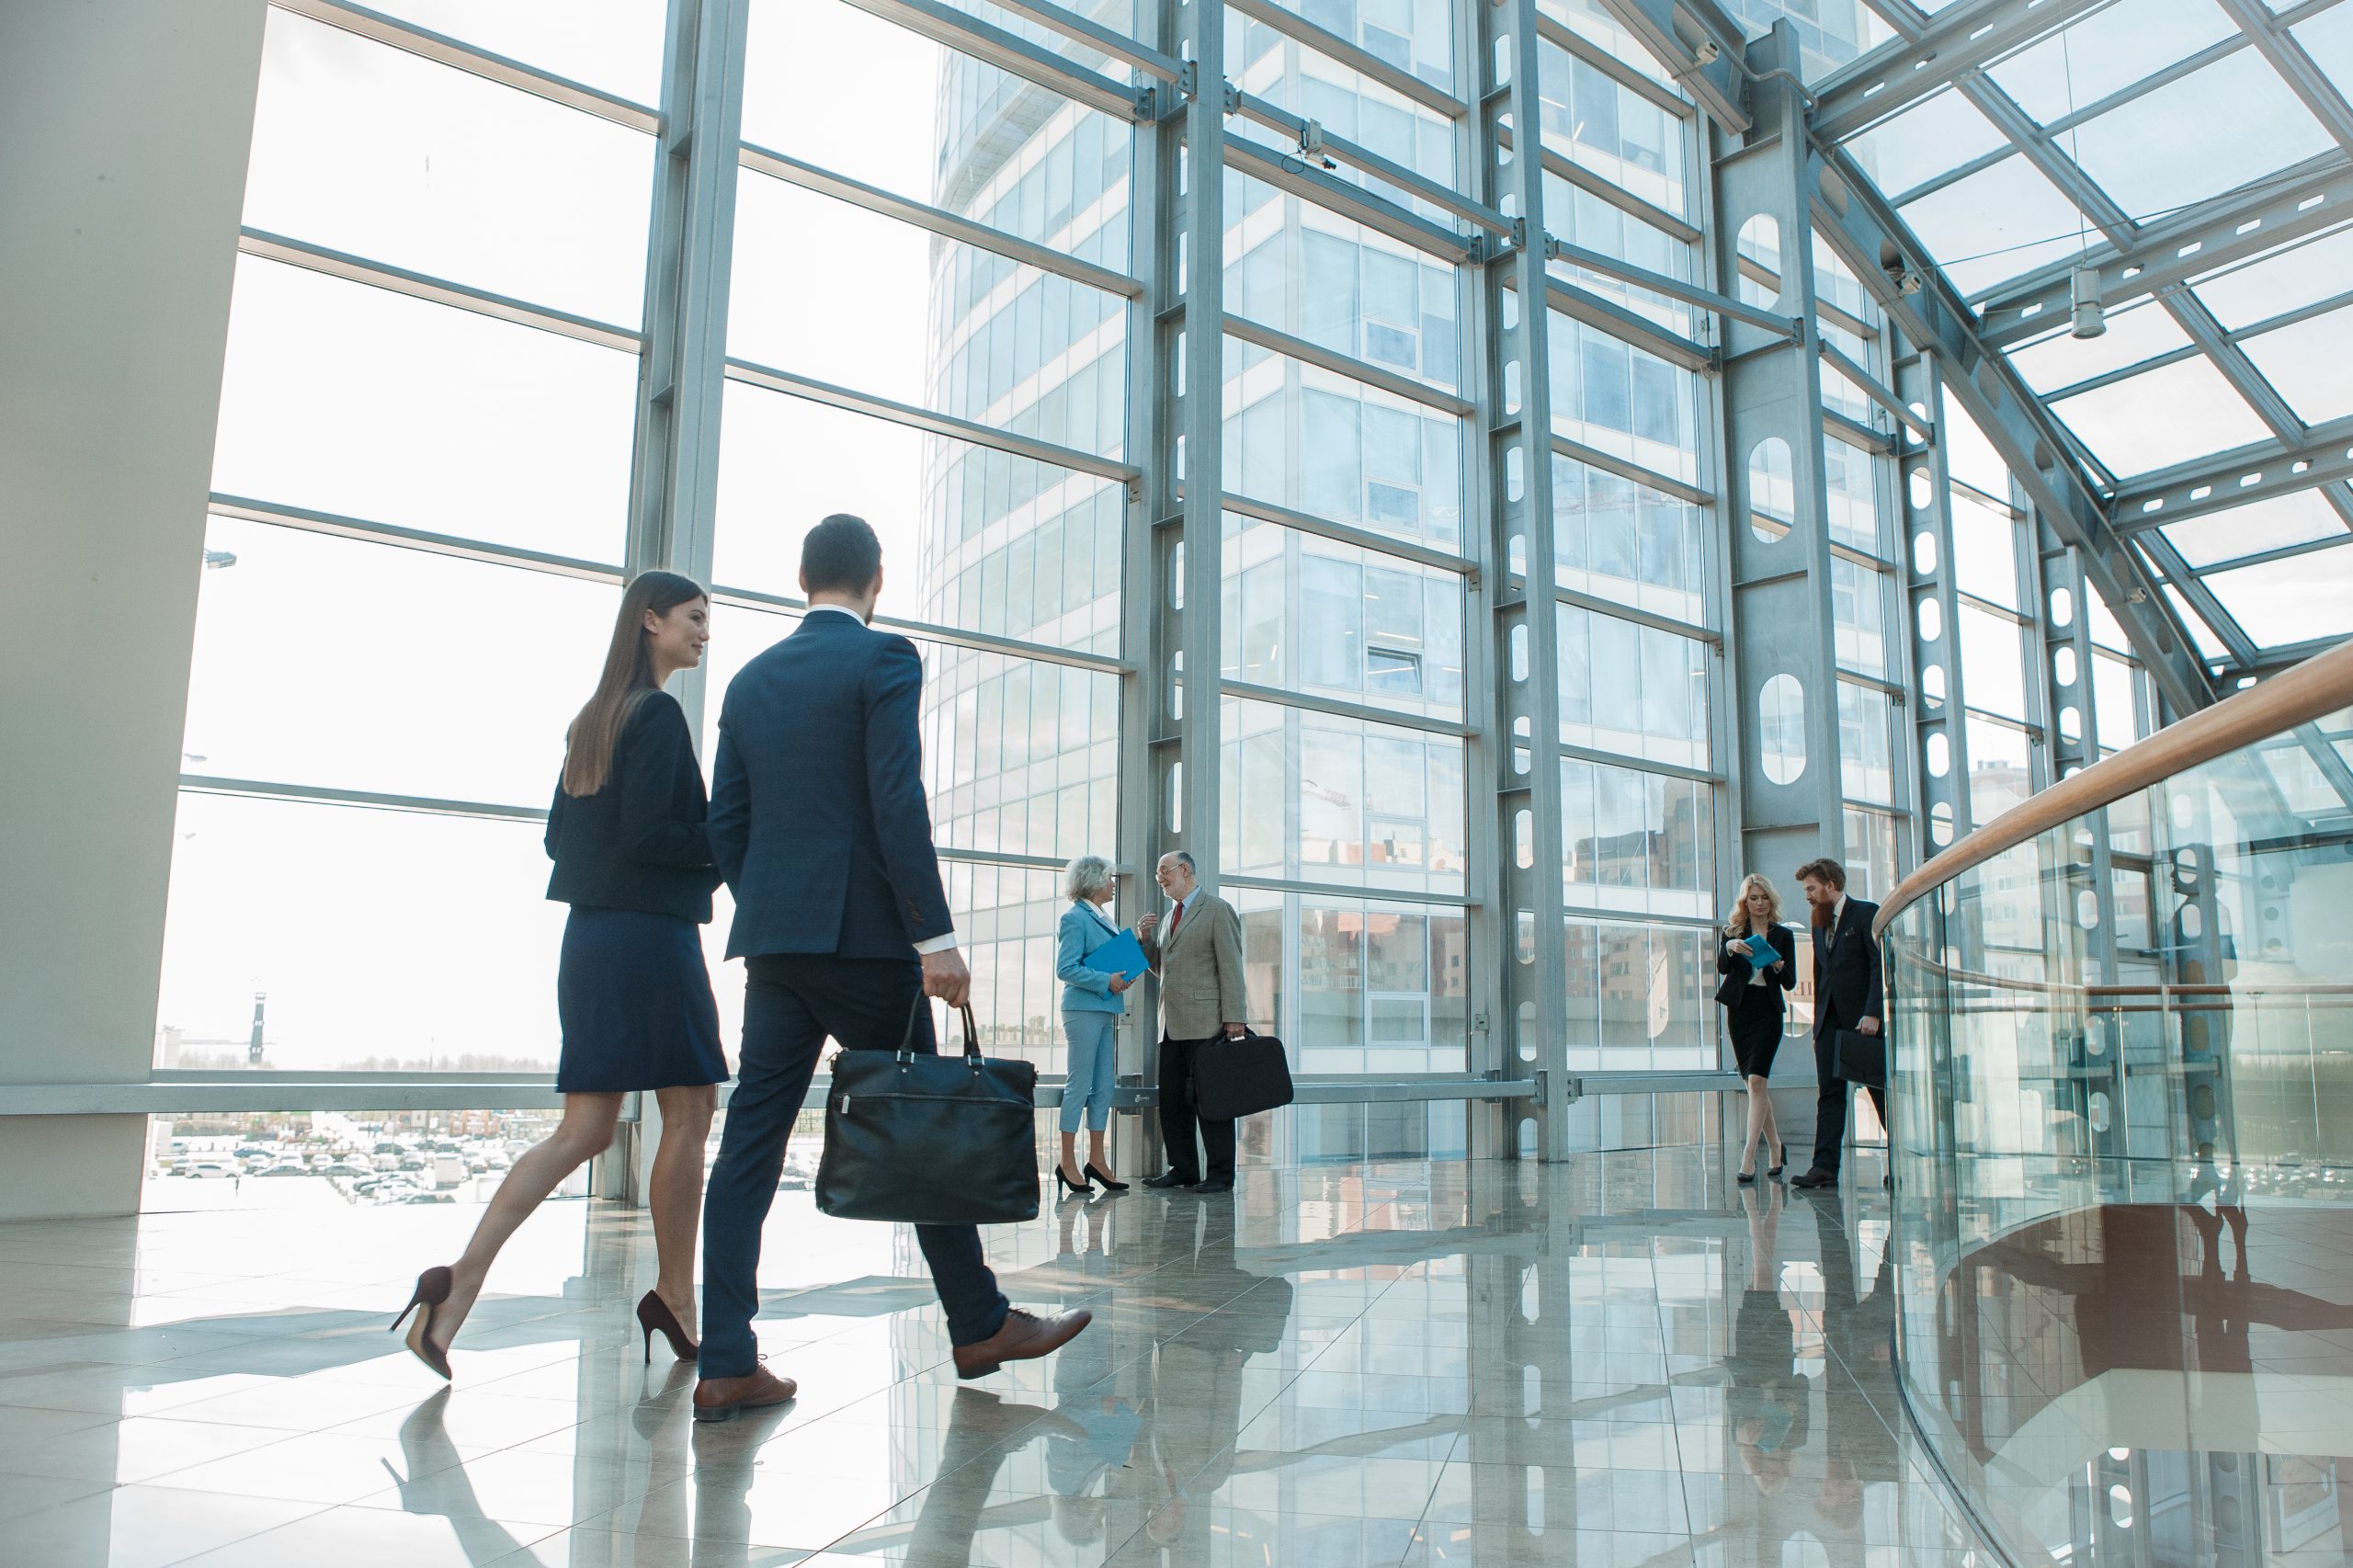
xmin=801 ymin=513 xmax=883 ymax=597
xmin=1794 ymin=857 xmax=1847 ymax=891
xmin=1164 ymin=849 xmax=1196 ymax=872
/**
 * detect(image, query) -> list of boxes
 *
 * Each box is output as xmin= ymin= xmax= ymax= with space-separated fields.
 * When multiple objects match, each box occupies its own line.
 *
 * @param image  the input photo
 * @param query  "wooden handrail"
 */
xmin=1874 ymin=638 xmax=2353 ymax=938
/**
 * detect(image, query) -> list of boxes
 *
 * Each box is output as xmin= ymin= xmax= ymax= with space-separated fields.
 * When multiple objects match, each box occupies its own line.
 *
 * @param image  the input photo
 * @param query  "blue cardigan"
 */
xmin=1056 ymin=901 xmax=1127 ymax=1015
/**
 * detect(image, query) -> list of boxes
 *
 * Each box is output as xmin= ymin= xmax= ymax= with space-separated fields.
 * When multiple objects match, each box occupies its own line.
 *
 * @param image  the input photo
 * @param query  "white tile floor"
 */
xmin=0 ymin=1152 xmax=1999 ymax=1566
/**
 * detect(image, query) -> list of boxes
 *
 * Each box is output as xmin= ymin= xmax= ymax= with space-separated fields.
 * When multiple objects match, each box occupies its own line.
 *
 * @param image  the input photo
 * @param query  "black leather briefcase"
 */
xmin=1191 ymin=1028 xmax=1295 ymax=1120
xmin=1834 ymin=1027 xmax=1887 ymax=1091
xmin=816 ymin=1000 xmax=1039 ymax=1226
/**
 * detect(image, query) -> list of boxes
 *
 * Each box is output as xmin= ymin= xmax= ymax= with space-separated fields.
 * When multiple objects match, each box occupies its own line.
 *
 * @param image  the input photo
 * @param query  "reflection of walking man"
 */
xmin=1136 ymin=850 xmax=1250 ymax=1194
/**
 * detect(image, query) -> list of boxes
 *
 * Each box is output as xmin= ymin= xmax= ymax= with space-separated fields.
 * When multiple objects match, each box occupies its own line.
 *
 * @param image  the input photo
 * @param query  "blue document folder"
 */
xmin=1742 ymin=935 xmax=1778 ymax=964
xmin=1085 ymin=929 xmax=1150 ymax=982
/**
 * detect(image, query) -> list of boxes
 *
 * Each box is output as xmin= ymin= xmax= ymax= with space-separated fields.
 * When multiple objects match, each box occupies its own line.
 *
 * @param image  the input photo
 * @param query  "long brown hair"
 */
xmin=562 ymin=571 xmax=707 ymax=797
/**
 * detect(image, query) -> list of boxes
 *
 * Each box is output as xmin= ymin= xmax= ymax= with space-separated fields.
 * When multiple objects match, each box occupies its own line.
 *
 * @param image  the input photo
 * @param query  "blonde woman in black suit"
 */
xmin=1719 ymin=872 xmax=1797 ymax=1184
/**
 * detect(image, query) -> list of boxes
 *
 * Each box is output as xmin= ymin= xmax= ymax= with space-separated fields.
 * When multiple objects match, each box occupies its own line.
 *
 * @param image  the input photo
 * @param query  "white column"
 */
xmin=0 ymin=1 xmax=267 ymax=1219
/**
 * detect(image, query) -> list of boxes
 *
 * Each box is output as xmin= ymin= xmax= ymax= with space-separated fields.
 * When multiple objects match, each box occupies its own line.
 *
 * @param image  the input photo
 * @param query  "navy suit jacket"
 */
xmin=1812 ymin=896 xmax=1884 ymax=1040
xmin=708 ymin=611 xmax=954 ymax=960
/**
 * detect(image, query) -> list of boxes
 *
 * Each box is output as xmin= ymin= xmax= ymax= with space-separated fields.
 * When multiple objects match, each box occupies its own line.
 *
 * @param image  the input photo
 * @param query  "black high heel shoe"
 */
xmin=1054 ymin=1165 xmax=1092 ymax=1198
xmin=1768 ymin=1143 xmax=1788 ymax=1178
xmin=1736 ymin=1165 xmax=1757 ymax=1186
xmin=1084 ymin=1164 xmax=1129 ymax=1193
xmin=637 ymin=1290 xmax=697 ymax=1364
xmin=391 ymin=1267 xmax=454 ymax=1381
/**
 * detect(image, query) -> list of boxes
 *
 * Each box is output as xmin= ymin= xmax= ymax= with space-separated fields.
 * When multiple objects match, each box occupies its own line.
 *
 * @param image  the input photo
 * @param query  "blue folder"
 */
xmin=1084 ymin=929 xmax=1151 ymax=982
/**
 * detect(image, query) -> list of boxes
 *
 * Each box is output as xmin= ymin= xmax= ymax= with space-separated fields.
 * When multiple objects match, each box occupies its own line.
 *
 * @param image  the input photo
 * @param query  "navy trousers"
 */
xmin=699 ymin=954 xmax=1010 ymax=1379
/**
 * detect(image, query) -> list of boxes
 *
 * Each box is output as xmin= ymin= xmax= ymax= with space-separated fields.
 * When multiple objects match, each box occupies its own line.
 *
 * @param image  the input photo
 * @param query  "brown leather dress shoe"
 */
xmin=692 ymin=1364 xmax=799 ymax=1424
xmin=952 ymin=1308 xmax=1092 ymax=1381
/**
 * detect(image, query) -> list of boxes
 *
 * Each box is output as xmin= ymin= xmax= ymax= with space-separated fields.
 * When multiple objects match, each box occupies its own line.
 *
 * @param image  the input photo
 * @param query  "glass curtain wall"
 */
xmin=162 ymin=5 xmax=665 ymax=1076
xmin=160 ymin=0 xmax=2138 ymax=1158
xmin=1537 ymin=1 xmax=1733 ymax=1076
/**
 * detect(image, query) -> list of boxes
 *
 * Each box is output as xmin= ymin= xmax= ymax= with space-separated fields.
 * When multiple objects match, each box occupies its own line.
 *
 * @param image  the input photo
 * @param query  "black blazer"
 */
xmin=1715 ymin=923 xmax=1796 ymax=1012
xmin=1812 ymin=896 xmax=1883 ymax=1038
xmin=544 ymin=691 xmax=720 ymax=923
xmin=709 ymin=610 xmax=955 ymax=960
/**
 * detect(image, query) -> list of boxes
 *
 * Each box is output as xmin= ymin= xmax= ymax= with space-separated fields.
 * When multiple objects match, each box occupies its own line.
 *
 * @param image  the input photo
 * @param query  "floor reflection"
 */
xmin=0 ymin=1151 xmax=1994 ymax=1566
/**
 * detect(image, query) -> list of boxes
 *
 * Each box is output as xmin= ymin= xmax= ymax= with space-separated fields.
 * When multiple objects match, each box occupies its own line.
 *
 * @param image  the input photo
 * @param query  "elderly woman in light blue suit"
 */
xmin=1055 ymin=855 xmax=1131 ymax=1197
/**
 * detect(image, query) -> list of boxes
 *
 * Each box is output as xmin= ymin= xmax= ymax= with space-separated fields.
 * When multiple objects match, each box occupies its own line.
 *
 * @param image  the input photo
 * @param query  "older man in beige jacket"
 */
xmin=1134 ymin=849 xmax=1249 ymax=1193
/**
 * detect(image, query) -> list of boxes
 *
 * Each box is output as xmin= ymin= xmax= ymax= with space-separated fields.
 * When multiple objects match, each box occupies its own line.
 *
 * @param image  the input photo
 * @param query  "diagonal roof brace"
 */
xmin=1977 ymin=156 xmax=2353 ymax=347
xmin=1809 ymin=0 xmax=2111 ymax=141
xmin=1807 ymin=144 xmax=2220 ymax=714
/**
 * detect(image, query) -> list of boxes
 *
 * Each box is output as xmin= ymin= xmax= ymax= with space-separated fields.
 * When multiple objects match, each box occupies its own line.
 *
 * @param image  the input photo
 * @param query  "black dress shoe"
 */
xmin=1142 ymin=1171 xmax=1197 ymax=1189
xmin=1190 ymin=1178 xmax=1233 ymax=1193
xmin=1789 ymin=1169 xmax=1838 ymax=1189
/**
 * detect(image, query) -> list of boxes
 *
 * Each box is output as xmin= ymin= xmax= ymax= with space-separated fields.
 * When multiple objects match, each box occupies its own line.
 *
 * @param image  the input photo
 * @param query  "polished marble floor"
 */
xmin=0 ymin=1148 xmax=1995 ymax=1566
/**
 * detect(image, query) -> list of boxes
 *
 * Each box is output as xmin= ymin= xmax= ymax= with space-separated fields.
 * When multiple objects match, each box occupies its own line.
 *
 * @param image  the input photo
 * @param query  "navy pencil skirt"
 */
xmin=554 ymin=907 xmax=728 ymax=1094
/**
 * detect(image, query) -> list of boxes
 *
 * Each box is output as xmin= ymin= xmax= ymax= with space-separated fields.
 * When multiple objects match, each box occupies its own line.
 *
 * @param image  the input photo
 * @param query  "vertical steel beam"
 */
xmin=1719 ymin=23 xmax=1849 ymax=889
xmin=1453 ymin=0 xmax=1509 ymax=1161
xmin=629 ymin=0 xmax=749 ymax=658
xmin=1481 ymin=0 xmax=1575 ymax=1160
xmin=1145 ymin=0 xmax=1226 ymax=886
xmin=1893 ymin=347 xmax=1972 ymax=855
xmin=1124 ymin=0 xmax=1188 ymax=1175
xmin=604 ymin=0 xmax=750 ymax=1208
xmin=2039 ymin=523 xmax=2125 ymax=1158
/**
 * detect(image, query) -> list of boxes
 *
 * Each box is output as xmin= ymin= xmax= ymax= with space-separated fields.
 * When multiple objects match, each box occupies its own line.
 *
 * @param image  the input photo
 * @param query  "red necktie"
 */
xmin=1168 ymin=900 xmax=1182 ymax=936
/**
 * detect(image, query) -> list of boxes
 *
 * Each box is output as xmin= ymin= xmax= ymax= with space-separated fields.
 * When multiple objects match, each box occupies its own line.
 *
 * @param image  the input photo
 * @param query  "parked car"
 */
xmin=319 ymin=1162 xmax=364 ymax=1177
xmin=396 ymin=1189 xmax=454 ymax=1204
xmin=371 ymin=1142 xmax=405 ymax=1156
xmin=257 ymin=1162 xmax=308 ymax=1177
xmin=187 ymin=1163 xmax=233 ymax=1179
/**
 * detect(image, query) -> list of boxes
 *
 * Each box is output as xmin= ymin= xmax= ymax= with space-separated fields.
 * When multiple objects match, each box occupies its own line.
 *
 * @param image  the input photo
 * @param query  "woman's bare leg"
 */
xmin=432 ymin=1093 xmax=623 ymax=1350
xmin=1059 ymin=1130 xmax=1085 ymax=1185
xmin=649 ymin=1085 xmax=716 ymax=1327
xmin=1086 ymin=1128 xmax=1112 ymax=1179
xmin=1758 ymin=1082 xmax=1782 ymax=1163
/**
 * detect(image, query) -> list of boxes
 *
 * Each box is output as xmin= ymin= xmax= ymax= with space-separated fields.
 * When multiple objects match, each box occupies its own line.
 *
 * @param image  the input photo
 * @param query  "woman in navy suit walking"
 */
xmin=1053 ymin=854 xmax=1131 ymax=1196
xmin=392 ymin=571 xmax=726 ymax=1379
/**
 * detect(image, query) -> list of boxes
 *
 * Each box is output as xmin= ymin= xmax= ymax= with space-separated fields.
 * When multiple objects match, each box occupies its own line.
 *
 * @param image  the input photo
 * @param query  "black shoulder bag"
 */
xmin=815 ymin=998 xmax=1040 ymax=1226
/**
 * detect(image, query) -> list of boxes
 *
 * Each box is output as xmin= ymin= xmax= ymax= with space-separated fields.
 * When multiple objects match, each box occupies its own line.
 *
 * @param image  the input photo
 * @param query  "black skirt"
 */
xmin=555 ymin=907 xmax=728 ymax=1094
xmin=1726 ymin=992 xmax=1785 ymax=1080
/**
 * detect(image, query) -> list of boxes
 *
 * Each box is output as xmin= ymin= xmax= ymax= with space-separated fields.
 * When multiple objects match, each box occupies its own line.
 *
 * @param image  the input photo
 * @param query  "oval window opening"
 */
xmin=1748 ymin=437 xmax=1796 ymax=543
xmin=1759 ymin=674 xmax=1806 ymax=784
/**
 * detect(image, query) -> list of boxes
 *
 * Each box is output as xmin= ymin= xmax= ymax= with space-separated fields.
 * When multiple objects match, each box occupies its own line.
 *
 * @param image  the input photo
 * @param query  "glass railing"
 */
xmin=1877 ymin=642 xmax=2353 ymax=1566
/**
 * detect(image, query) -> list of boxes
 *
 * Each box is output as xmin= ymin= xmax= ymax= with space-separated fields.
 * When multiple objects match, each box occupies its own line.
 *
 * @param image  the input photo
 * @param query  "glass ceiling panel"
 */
xmin=2161 ymin=581 xmax=2233 ymax=659
xmin=2047 ymin=354 xmax=2270 ymax=478
xmin=2159 ymin=489 xmax=2350 ymax=569
xmin=2007 ymin=297 xmax=2194 ymax=393
xmin=2192 ymin=224 xmax=2353 ymax=331
xmin=2292 ymin=5 xmax=2353 ymax=87
xmin=2240 ymin=303 xmax=2353 ymax=425
xmin=1898 ymin=155 xmax=2093 ymax=294
xmin=1984 ymin=0 xmax=2236 ymax=124
xmin=2066 ymin=50 xmax=2334 ymax=219
xmin=2203 ymin=542 xmax=2353 ymax=648
xmin=1847 ymin=87 xmax=2009 ymax=198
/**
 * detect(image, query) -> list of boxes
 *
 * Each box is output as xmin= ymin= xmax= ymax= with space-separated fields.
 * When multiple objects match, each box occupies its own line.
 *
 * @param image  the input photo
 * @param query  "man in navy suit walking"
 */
xmin=692 ymin=514 xmax=1090 ymax=1421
